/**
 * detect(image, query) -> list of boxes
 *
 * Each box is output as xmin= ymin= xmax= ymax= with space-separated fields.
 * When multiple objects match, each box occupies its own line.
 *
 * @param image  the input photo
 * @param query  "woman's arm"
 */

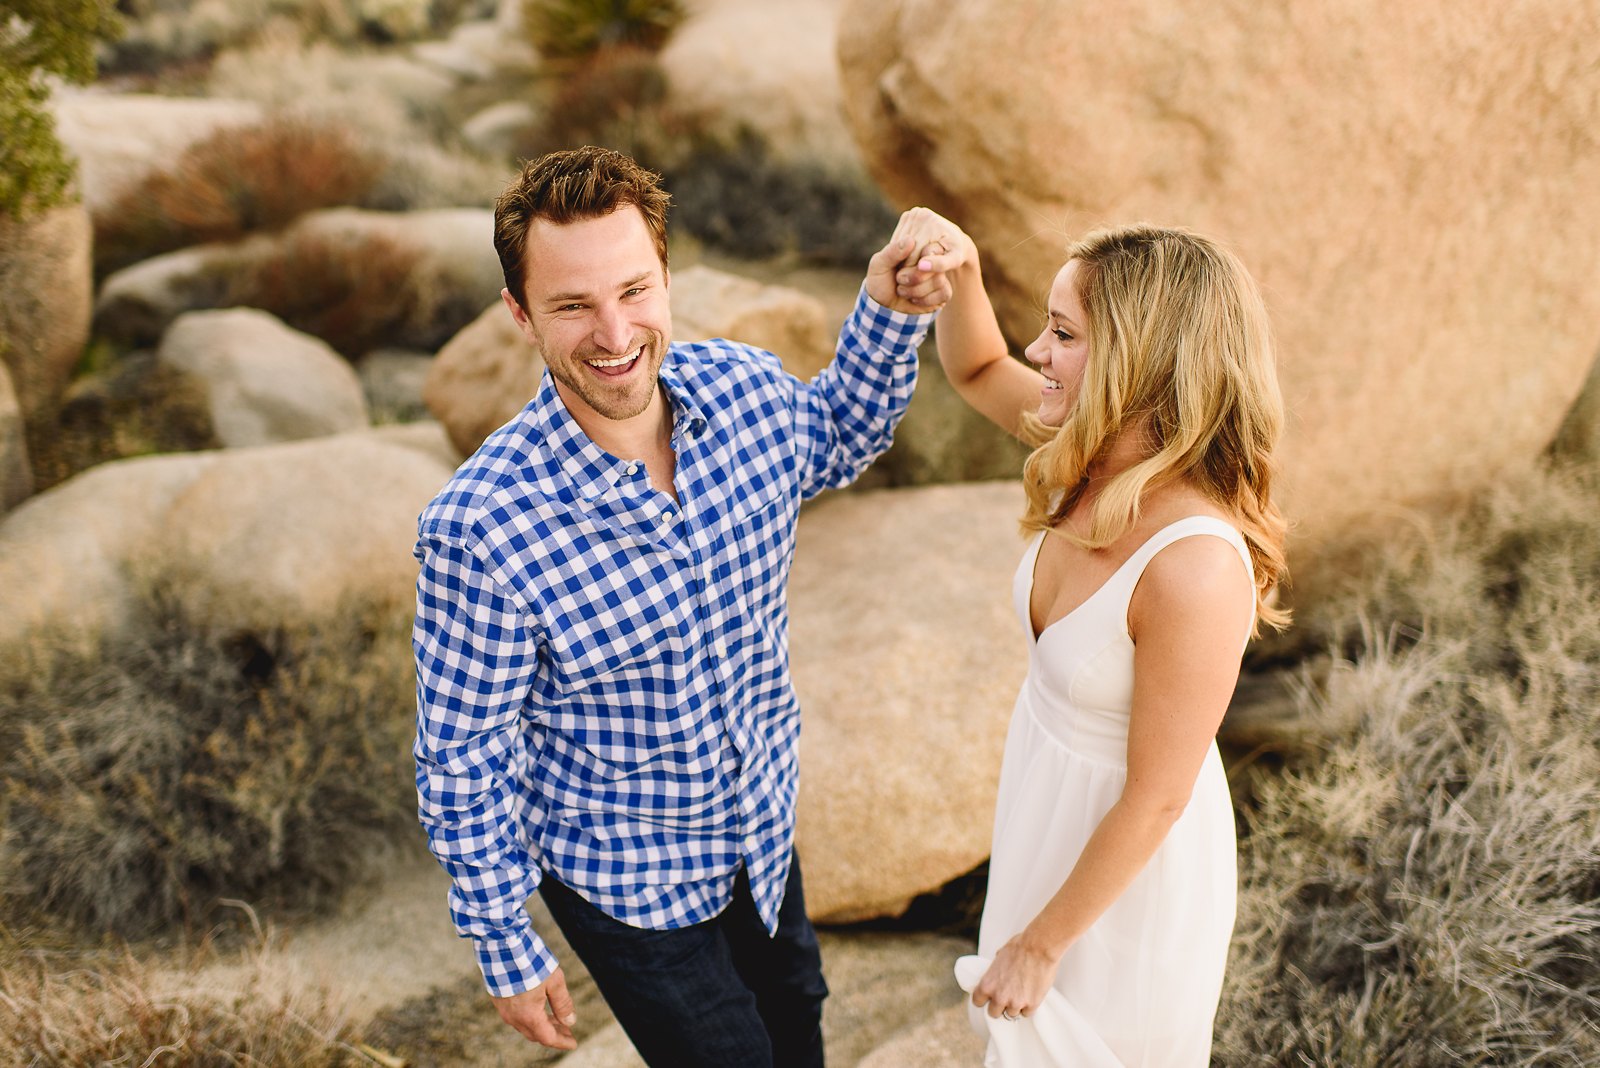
xmin=969 ymin=535 xmax=1255 ymax=1019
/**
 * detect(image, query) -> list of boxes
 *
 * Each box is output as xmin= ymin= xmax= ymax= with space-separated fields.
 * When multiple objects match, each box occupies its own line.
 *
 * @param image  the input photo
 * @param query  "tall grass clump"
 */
xmin=1216 ymin=458 xmax=1600 ymax=1066
xmin=0 ymin=582 xmax=417 ymax=940
xmin=95 ymin=114 xmax=387 ymax=276
xmin=0 ymin=940 xmax=373 ymax=1066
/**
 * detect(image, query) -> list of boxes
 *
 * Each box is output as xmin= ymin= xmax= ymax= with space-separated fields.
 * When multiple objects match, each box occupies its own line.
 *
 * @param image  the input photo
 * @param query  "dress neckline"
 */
xmin=1025 ymin=515 xmax=1244 ymax=645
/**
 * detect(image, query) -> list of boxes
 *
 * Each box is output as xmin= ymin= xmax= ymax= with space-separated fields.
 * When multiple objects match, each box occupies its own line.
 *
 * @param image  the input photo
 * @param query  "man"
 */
xmin=412 ymin=146 xmax=954 ymax=1066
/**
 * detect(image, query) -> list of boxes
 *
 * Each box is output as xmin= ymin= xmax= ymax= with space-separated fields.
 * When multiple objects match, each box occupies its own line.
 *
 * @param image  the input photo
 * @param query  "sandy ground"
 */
xmin=153 ymin=845 xmax=982 ymax=1066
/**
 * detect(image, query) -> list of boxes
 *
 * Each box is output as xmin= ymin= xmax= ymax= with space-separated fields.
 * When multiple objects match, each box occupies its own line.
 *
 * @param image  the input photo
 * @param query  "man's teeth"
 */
xmin=589 ymin=351 xmax=638 ymax=368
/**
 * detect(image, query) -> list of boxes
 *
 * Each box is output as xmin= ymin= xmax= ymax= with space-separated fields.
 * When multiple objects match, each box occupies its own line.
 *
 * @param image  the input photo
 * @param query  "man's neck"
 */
xmin=565 ymin=381 xmax=674 ymax=466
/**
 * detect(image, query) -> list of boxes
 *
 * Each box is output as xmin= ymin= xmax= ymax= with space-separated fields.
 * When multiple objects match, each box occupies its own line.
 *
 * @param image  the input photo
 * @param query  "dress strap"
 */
xmin=1111 ymin=515 xmax=1256 ymax=620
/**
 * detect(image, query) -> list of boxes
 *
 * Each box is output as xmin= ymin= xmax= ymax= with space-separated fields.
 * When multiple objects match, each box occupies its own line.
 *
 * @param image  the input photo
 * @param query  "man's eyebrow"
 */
xmin=542 ymin=272 xmax=655 ymax=306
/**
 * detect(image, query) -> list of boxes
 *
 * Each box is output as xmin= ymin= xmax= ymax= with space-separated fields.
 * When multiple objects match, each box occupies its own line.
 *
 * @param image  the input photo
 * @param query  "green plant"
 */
xmin=0 ymin=0 xmax=120 ymax=218
xmin=522 ymin=0 xmax=685 ymax=61
xmin=1215 ymin=459 xmax=1600 ymax=1066
xmin=0 ymin=581 xmax=417 ymax=939
xmin=95 ymin=114 xmax=387 ymax=276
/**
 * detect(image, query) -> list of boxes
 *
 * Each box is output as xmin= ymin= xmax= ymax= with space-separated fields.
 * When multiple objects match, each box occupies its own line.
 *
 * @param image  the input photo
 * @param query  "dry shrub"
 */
xmin=1217 ymin=459 xmax=1600 ymax=1066
xmin=224 ymin=226 xmax=442 ymax=357
xmin=663 ymin=130 xmax=901 ymax=267
xmin=0 ymin=940 xmax=370 ymax=1066
xmin=524 ymin=43 xmax=683 ymax=165
xmin=24 ymin=353 xmax=221 ymax=493
xmin=0 ymin=581 xmax=417 ymax=940
xmin=95 ymin=114 xmax=386 ymax=276
xmin=522 ymin=0 xmax=686 ymax=61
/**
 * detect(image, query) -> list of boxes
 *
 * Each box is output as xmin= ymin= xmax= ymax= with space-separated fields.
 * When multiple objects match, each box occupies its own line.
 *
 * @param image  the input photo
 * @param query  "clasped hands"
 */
xmin=865 ymin=206 xmax=974 ymax=314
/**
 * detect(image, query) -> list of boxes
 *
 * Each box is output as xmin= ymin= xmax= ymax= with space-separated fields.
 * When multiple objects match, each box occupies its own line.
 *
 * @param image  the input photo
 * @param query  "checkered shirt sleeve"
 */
xmin=792 ymin=286 xmax=927 ymax=497
xmin=413 ymin=537 xmax=557 ymax=994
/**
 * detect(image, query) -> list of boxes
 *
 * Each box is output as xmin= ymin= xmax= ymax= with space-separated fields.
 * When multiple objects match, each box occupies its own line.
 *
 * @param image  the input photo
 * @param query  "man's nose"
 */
xmin=593 ymin=303 xmax=633 ymax=353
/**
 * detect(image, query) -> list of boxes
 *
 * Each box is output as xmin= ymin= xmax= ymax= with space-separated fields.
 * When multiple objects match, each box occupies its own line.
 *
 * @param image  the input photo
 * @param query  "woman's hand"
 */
xmin=865 ymin=206 xmax=971 ymax=313
xmin=970 ymin=933 xmax=1060 ymax=1021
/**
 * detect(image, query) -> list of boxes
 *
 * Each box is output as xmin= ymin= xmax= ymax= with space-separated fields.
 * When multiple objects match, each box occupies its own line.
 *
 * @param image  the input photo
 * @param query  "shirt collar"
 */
xmin=528 ymin=346 xmax=708 ymax=502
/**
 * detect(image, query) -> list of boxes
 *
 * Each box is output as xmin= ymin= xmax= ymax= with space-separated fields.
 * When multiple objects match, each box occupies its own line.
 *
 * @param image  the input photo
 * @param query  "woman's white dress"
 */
xmin=959 ymin=516 xmax=1250 ymax=1068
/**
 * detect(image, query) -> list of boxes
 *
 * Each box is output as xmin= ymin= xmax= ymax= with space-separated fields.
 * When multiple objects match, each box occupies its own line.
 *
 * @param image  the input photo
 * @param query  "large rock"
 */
xmin=160 ymin=430 xmax=452 ymax=632
xmin=50 ymin=90 xmax=263 ymax=215
xmin=1551 ymin=349 xmax=1600 ymax=463
xmin=662 ymin=0 xmax=860 ymax=167
xmin=0 ymin=452 xmax=223 ymax=647
xmin=0 ymin=430 xmax=455 ymax=647
xmin=0 ymin=363 xmax=33 ymax=512
xmin=672 ymin=264 xmax=835 ymax=380
xmin=839 ymin=0 xmax=1600 ymax=582
xmin=158 ymin=308 xmax=370 ymax=447
xmin=0 ymin=203 xmax=93 ymax=419
xmin=423 ymin=300 xmax=538 ymax=457
xmin=424 ymin=264 xmax=836 ymax=455
xmin=792 ymin=481 xmax=1028 ymax=922
xmin=93 ymin=240 xmax=265 ymax=350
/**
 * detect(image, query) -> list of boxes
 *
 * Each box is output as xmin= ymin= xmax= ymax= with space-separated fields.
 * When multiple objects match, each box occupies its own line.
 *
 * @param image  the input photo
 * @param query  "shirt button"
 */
xmin=713 ymin=638 xmax=730 ymax=658
xmin=625 ymin=461 xmax=640 ymax=475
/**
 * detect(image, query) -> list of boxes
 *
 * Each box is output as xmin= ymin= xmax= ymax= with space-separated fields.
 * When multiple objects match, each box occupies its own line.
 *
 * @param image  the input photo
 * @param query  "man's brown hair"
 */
xmin=493 ymin=146 xmax=672 ymax=309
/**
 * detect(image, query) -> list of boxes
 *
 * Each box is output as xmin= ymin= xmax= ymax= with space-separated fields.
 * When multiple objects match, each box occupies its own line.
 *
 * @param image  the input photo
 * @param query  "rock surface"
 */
xmin=94 ymin=240 xmax=265 ymax=350
xmin=0 ymin=430 xmax=454 ymax=646
xmin=423 ymin=300 xmax=539 ymax=457
xmin=0 ymin=363 xmax=33 ymax=512
xmin=0 ymin=203 xmax=93 ymax=419
xmin=1552 ymin=349 xmax=1600 ymax=464
xmin=838 ymin=0 xmax=1600 ymax=584
xmin=662 ymin=0 xmax=860 ymax=167
xmin=158 ymin=308 xmax=370 ymax=447
xmin=0 ymin=452 xmax=222 ymax=647
xmin=792 ymin=481 xmax=1028 ymax=922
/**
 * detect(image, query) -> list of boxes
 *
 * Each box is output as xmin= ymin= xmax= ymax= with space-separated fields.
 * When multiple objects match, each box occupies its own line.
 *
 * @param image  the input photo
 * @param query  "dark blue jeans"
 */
xmin=538 ymin=855 xmax=827 ymax=1068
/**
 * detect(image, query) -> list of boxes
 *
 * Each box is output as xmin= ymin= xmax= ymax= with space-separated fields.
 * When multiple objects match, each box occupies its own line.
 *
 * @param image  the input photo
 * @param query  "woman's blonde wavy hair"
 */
xmin=1019 ymin=224 xmax=1290 ymax=632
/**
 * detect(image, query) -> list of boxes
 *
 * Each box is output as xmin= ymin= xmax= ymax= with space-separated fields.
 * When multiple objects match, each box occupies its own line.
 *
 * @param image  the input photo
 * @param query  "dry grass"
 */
xmin=95 ymin=114 xmax=387 ymax=276
xmin=0 ymin=581 xmax=417 ymax=941
xmin=0 ymin=933 xmax=376 ymax=1067
xmin=1216 ymin=459 xmax=1600 ymax=1066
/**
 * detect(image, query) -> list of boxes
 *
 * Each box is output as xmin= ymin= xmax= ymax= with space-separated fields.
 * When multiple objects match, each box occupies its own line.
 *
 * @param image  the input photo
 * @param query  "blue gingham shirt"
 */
xmin=413 ymin=285 xmax=931 ymax=996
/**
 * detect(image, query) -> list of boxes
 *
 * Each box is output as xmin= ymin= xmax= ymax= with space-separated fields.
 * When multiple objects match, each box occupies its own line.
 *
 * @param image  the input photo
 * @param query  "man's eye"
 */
xmin=624 ymin=287 xmax=645 ymax=297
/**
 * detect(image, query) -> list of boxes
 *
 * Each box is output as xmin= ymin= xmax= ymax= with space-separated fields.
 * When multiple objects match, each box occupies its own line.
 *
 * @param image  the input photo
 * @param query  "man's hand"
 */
xmin=866 ymin=206 xmax=969 ymax=314
xmin=492 ymin=968 xmax=579 ymax=1050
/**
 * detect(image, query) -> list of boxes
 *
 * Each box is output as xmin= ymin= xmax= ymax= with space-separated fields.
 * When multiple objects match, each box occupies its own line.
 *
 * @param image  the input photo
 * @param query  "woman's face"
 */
xmin=1024 ymin=259 xmax=1091 ymax=427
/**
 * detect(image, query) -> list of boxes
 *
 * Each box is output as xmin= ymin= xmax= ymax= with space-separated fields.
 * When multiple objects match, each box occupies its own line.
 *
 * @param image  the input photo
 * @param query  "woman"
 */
xmin=896 ymin=216 xmax=1289 ymax=1066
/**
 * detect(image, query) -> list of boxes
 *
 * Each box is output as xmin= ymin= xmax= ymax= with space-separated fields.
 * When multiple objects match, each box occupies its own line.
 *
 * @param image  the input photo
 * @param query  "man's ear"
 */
xmin=501 ymin=288 xmax=537 ymax=344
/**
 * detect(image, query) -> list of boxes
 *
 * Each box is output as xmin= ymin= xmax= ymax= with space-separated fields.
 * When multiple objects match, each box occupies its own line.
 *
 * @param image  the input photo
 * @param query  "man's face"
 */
xmin=503 ymin=207 xmax=671 ymax=430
